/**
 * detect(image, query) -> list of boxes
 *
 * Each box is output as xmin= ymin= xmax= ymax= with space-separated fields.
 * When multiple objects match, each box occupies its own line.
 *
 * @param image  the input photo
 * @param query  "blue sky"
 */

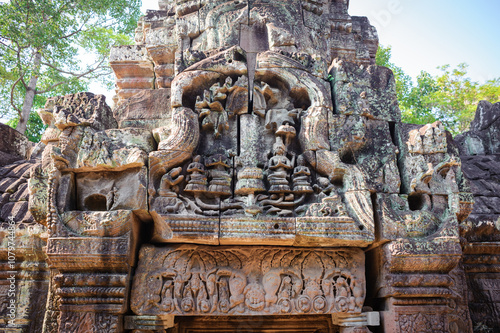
xmin=348 ymin=0 xmax=500 ymax=82
xmin=141 ymin=0 xmax=500 ymax=83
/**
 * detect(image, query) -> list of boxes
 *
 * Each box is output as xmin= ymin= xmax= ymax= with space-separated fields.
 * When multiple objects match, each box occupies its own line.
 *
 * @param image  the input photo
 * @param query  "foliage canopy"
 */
xmin=376 ymin=45 xmax=500 ymax=135
xmin=0 ymin=0 xmax=141 ymax=141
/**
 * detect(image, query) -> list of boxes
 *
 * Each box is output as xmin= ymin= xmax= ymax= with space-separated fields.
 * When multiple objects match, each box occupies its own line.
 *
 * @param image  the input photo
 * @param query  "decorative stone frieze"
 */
xmin=1 ymin=1 xmax=497 ymax=332
xmin=131 ymin=245 xmax=365 ymax=317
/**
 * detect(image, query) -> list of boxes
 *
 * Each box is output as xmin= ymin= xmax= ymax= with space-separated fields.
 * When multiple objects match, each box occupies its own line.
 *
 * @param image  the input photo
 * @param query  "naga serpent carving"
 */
xmin=149 ymin=107 xmax=200 ymax=195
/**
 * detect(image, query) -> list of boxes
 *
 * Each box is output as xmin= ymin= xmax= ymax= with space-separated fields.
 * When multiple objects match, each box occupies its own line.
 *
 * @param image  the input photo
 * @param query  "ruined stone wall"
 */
xmin=0 ymin=1 xmax=497 ymax=332
xmin=0 ymin=123 xmax=31 ymax=167
xmin=456 ymin=101 xmax=500 ymax=331
xmin=0 ymin=124 xmax=48 ymax=332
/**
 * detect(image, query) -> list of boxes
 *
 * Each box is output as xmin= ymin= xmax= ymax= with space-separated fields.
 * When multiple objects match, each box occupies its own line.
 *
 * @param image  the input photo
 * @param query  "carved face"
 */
xmin=181 ymin=297 xmax=194 ymax=312
xmin=272 ymin=140 xmax=286 ymax=156
xmin=244 ymin=283 xmax=266 ymax=311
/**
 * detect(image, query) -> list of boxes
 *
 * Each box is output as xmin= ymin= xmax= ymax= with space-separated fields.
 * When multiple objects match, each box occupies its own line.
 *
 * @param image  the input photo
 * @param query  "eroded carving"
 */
xmin=131 ymin=245 xmax=365 ymax=316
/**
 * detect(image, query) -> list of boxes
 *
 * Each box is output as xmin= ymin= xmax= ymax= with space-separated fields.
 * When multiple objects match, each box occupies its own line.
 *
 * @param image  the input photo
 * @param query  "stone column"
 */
xmin=45 ymin=224 xmax=139 ymax=333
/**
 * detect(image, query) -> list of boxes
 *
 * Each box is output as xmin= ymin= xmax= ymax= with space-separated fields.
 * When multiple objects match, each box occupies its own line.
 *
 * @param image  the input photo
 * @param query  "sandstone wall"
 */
xmin=0 ymin=1 xmax=498 ymax=332
xmin=456 ymin=101 xmax=500 ymax=331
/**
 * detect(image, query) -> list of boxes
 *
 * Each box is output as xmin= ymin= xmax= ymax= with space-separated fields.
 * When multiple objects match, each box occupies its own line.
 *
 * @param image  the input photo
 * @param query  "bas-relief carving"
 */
xmin=0 ymin=1 xmax=485 ymax=332
xmin=455 ymin=102 xmax=500 ymax=332
xmin=145 ymin=48 xmax=389 ymax=247
xmin=25 ymin=3 xmax=464 ymax=251
xmin=131 ymin=245 xmax=365 ymax=316
xmin=58 ymin=312 xmax=119 ymax=333
xmin=398 ymin=312 xmax=444 ymax=332
xmin=27 ymin=92 xmax=147 ymax=332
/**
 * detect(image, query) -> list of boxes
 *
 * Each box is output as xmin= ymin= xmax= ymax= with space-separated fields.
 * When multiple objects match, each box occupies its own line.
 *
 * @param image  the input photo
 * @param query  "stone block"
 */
xmin=0 ymin=123 xmax=29 ymax=162
xmin=0 ymin=150 xmax=23 ymax=167
xmin=75 ymin=167 xmax=148 ymax=212
xmin=295 ymin=215 xmax=374 ymax=247
xmin=61 ymin=210 xmax=138 ymax=238
xmin=43 ymin=92 xmax=117 ymax=132
xmin=150 ymin=213 xmax=219 ymax=245
xmin=114 ymin=89 xmax=173 ymax=130
xmin=330 ymin=60 xmax=400 ymax=122
xmin=220 ymin=216 xmax=295 ymax=246
xmin=131 ymin=245 xmax=365 ymax=317
xmin=60 ymin=127 xmax=155 ymax=172
xmin=9 ymin=182 xmax=28 ymax=202
xmin=0 ymin=201 xmax=29 ymax=222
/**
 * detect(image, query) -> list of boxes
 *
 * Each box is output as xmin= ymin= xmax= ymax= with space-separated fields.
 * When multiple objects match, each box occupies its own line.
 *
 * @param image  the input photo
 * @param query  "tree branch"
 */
xmin=35 ymin=70 xmax=110 ymax=95
xmin=0 ymin=39 xmax=17 ymax=53
xmin=60 ymin=17 xmax=90 ymax=40
xmin=40 ymin=56 xmax=107 ymax=77
xmin=36 ymin=58 xmax=110 ymax=94
xmin=9 ymin=77 xmax=22 ymax=116
xmin=12 ymin=41 xmax=28 ymax=89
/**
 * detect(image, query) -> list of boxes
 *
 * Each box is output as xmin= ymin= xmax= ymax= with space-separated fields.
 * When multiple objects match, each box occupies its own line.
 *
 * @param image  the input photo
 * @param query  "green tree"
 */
xmin=376 ymin=45 xmax=500 ymax=135
xmin=375 ymin=45 xmax=412 ymax=106
xmin=0 ymin=0 xmax=141 ymax=138
xmin=6 ymin=111 xmax=46 ymax=142
xmin=400 ymin=71 xmax=439 ymax=126
xmin=427 ymin=64 xmax=500 ymax=133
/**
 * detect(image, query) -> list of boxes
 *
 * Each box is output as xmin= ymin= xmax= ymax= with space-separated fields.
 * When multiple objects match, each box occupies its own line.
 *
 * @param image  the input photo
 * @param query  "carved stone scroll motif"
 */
xmin=131 ymin=245 xmax=365 ymax=317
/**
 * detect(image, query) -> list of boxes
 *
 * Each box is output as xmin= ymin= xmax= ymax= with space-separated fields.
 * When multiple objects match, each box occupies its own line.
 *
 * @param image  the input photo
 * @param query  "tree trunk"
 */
xmin=16 ymin=51 xmax=42 ymax=135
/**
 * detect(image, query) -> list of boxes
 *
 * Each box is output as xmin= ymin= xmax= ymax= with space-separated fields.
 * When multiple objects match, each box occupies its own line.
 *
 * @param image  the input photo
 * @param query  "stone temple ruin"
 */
xmin=0 ymin=0 xmax=499 ymax=332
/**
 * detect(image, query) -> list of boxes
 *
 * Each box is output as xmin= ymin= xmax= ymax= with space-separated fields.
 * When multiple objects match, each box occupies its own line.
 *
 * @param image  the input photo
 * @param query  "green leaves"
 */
xmin=375 ymin=45 xmax=412 ymax=106
xmin=6 ymin=111 xmax=46 ymax=142
xmin=376 ymin=45 xmax=500 ymax=135
xmin=0 ymin=0 xmax=141 ymax=139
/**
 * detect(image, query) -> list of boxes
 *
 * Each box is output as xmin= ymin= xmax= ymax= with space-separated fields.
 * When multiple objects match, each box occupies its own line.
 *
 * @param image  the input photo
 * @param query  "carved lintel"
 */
xmin=332 ymin=312 xmax=380 ymax=327
xmin=150 ymin=213 xmax=219 ymax=244
xmin=124 ymin=315 xmax=175 ymax=330
xmin=131 ymin=245 xmax=366 ymax=316
xmin=295 ymin=216 xmax=374 ymax=247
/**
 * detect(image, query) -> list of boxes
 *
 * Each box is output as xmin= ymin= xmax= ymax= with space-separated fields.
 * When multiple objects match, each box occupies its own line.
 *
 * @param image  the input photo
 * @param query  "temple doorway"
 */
xmin=167 ymin=315 xmax=338 ymax=333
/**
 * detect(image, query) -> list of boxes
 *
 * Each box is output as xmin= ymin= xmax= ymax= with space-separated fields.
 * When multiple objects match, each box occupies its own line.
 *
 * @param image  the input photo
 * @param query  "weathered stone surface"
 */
xmin=457 ymin=105 xmax=500 ymax=244
xmin=113 ymin=88 xmax=173 ymax=129
xmin=451 ymin=102 xmax=500 ymax=332
xmin=45 ymin=123 xmax=155 ymax=173
xmin=380 ymin=300 xmax=470 ymax=333
xmin=0 ymin=222 xmax=48 ymax=332
xmin=109 ymin=45 xmax=155 ymax=104
xmin=41 ymin=92 xmax=117 ymax=132
xmin=0 ymin=123 xmax=30 ymax=165
xmin=327 ymin=115 xmax=400 ymax=194
xmin=61 ymin=210 xmax=138 ymax=237
xmin=28 ymin=163 xmax=50 ymax=225
xmin=2 ymin=1 xmax=496 ymax=332
xmin=75 ymin=167 xmax=148 ymax=212
xmin=395 ymin=122 xmax=469 ymax=229
xmin=330 ymin=60 xmax=401 ymax=122
xmin=45 ymin=228 xmax=140 ymax=331
xmin=456 ymin=101 xmax=500 ymax=155
xmin=119 ymin=0 xmax=379 ymax=97
xmin=131 ymin=245 xmax=366 ymax=316
xmin=143 ymin=49 xmax=377 ymax=247
xmin=0 ymin=160 xmax=36 ymax=224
